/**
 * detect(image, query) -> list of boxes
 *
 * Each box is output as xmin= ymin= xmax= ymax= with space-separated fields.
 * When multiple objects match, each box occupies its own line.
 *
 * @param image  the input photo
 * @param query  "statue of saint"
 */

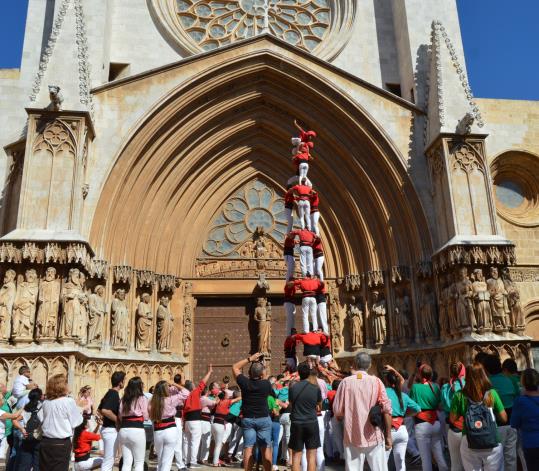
xmin=87 ymin=285 xmax=106 ymax=346
xmin=135 ymin=293 xmax=153 ymax=351
xmin=394 ymin=289 xmax=411 ymax=342
xmin=183 ymin=298 xmax=193 ymax=357
xmin=0 ymin=269 xmax=16 ymax=341
xmin=330 ymin=311 xmax=343 ymax=354
xmin=437 ymin=275 xmax=450 ymax=339
xmin=59 ymin=268 xmax=83 ymax=340
xmin=347 ymin=296 xmax=363 ymax=349
xmin=254 ymin=297 xmax=271 ymax=354
xmin=12 ymin=269 xmax=39 ymax=340
xmin=487 ymin=267 xmax=509 ymax=332
xmin=472 ymin=269 xmax=492 ymax=333
xmin=455 ymin=267 xmax=475 ymax=331
xmin=447 ymin=273 xmax=459 ymax=336
xmin=111 ymin=289 xmax=129 ymax=349
xmin=501 ymin=268 xmax=525 ymax=332
xmin=420 ymin=284 xmax=437 ymax=340
xmin=78 ymin=272 xmax=89 ymax=344
xmin=36 ymin=267 xmax=60 ymax=340
xmin=371 ymin=291 xmax=386 ymax=347
xmin=156 ymin=296 xmax=174 ymax=352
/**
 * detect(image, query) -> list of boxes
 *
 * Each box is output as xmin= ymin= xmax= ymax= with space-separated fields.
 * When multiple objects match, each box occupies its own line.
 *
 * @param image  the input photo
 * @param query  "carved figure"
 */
xmin=330 ymin=311 xmax=343 ymax=354
xmin=487 ymin=267 xmax=509 ymax=332
xmin=12 ymin=269 xmax=39 ymax=340
xmin=455 ymin=267 xmax=475 ymax=331
xmin=447 ymin=273 xmax=459 ymax=336
xmin=183 ymin=285 xmax=195 ymax=357
xmin=156 ymin=296 xmax=174 ymax=352
xmin=111 ymin=289 xmax=129 ymax=348
xmin=0 ymin=269 xmax=16 ymax=340
xmin=48 ymin=85 xmax=63 ymax=111
xmin=501 ymin=268 xmax=525 ymax=331
xmin=472 ymin=269 xmax=492 ymax=332
xmin=394 ymin=289 xmax=411 ymax=342
xmin=437 ymin=276 xmax=450 ymax=339
xmin=347 ymin=296 xmax=363 ymax=349
xmin=371 ymin=291 xmax=386 ymax=346
xmin=254 ymin=297 xmax=271 ymax=354
xmin=420 ymin=284 xmax=437 ymax=340
xmin=78 ymin=272 xmax=89 ymax=344
xmin=59 ymin=268 xmax=83 ymax=341
xmin=136 ymin=293 xmax=153 ymax=351
xmin=36 ymin=267 xmax=60 ymax=339
xmin=87 ymin=285 xmax=106 ymax=345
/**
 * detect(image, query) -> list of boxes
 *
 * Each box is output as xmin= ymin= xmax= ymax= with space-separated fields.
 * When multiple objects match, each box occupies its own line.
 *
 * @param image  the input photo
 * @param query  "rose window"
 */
xmin=175 ymin=0 xmax=331 ymax=52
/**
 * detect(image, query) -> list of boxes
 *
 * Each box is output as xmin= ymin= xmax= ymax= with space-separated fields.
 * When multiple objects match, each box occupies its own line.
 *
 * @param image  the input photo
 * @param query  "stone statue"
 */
xmin=48 ymin=85 xmax=63 ymax=111
xmin=111 ymin=289 xmax=129 ymax=349
xmin=87 ymin=285 xmax=106 ymax=345
xmin=12 ymin=269 xmax=39 ymax=340
xmin=330 ymin=311 xmax=343 ymax=354
xmin=135 ymin=293 xmax=153 ymax=351
xmin=455 ymin=267 xmax=475 ymax=331
xmin=156 ymin=296 xmax=174 ymax=352
xmin=36 ymin=267 xmax=60 ymax=340
xmin=60 ymin=268 xmax=83 ymax=341
xmin=183 ymin=291 xmax=194 ymax=357
xmin=419 ymin=284 xmax=437 ymax=341
xmin=447 ymin=273 xmax=459 ymax=336
xmin=394 ymin=289 xmax=411 ymax=343
xmin=370 ymin=291 xmax=386 ymax=347
xmin=501 ymin=268 xmax=525 ymax=332
xmin=78 ymin=272 xmax=89 ymax=344
xmin=437 ymin=275 xmax=450 ymax=339
xmin=0 ymin=269 xmax=16 ymax=341
xmin=254 ymin=297 xmax=271 ymax=354
xmin=347 ymin=296 xmax=363 ymax=349
xmin=471 ymin=268 xmax=492 ymax=333
xmin=487 ymin=267 xmax=509 ymax=332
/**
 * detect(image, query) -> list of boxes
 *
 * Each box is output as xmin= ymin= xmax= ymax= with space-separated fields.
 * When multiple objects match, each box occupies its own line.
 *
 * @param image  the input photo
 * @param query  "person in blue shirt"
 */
xmin=384 ymin=365 xmax=421 ymax=471
xmin=510 ymin=368 xmax=539 ymax=470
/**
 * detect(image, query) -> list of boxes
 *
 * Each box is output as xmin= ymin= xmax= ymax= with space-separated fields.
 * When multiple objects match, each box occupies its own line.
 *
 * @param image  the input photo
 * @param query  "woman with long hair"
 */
xmin=39 ymin=374 xmax=83 ymax=471
xmin=409 ymin=364 xmax=448 ymax=471
xmin=449 ymin=362 xmax=507 ymax=471
xmin=72 ymin=416 xmax=103 ymax=470
xmin=78 ymin=385 xmax=94 ymax=419
xmin=12 ymin=388 xmax=43 ymax=471
xmin=118 ymin=376 xmax=148 ymax=471
xmin=149 ymin=380 xmax=185 ymax=471
xmin=211 ymin=390 xmax=241 ymax=467
xmin=384 ymin=366 xmax=420 ymax=471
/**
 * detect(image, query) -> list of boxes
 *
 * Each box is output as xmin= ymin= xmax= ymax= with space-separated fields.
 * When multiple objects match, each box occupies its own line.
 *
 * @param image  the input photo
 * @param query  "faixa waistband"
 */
xmin=201 ymin=412 xmax=212 ymax=422
xmin=120 ymin=415 xmax=145 ymax=429
xmin=154 ymin=416 xmax=176 ymax=431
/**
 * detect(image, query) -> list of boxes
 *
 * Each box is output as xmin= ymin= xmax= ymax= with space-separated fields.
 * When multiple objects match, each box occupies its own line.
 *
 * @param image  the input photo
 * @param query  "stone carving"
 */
xmin=437 ymin=275 xmax=450 ymax=339
xmin=0 ymin=269 xmax=16 ymax=341
xmin=508 ymin=267 xmax=539 ymax=283
xmin=451 ymin=143 xmax=485 ymax=174
xmin=501 ymin=268 xmax=525 ymax=332
xmin=257 ymin=272 xmax=270 ymax=290
xmin=183 ymin=283 xmax=195 ymax=357
xmin=347 ymin=296 xmax=363 ymax=350
xmin=455 ymin=267 xmax=475 ymax=332
xmin=471 ymin=269 xmax=492 ymax=333
xmin=157 ymin=275 xmax=178 ymax=292
xmin=367 ymin=270 xmax=384 ymax=287
xmin=447 ymin=273 xmax=459 ymax=336
xmin=12 ymin=269 xmax=39 ymax=340
xmin=136 ymin=270 xmax=155 ymax=287
xmin=330 ymin=311 xmax=343 ymax=354
xmin=433 ymin=244 xmax=516 ymax=272
xmin=487 ymin=267 xmax=509 ymax=332
xmin=113 ymin=265 xmax=133 ymax=284
xmin=416 ymin=261 xmax=433 ymax=279
xmin=419 ymin=284 xmax=437 ymax=342
xmin=73 ymin=0 xmax=93 ymax=111
xmin=370 ymin=291 xmax=386 ymax=347
xmin=111 ymin=289 xmax=129 ymax=349
xmin=156 ymin=296 xmax=174 ymax=352
xmin=456 ymin=112 xmax=475 ymax=135
xmin=59 ymin=268 xmax=84 ymax=342
xmin=254 ymin=297 xmax=271 ymax=355
xmin=394 ymin=289 xmax=412 ymax=345
xmin=81 ymin=183 xmax=89 ymax=199
xmin=47 ymin=85 xmax=63 ymax=111
xmin=0 ymin=243 xmax=22 ymax=263
xmin=136 ymin=293 xmax=153 ymax=351
xmin=78 ymin=272 xmax=89 ymax=344
xmin=391 ymin=266 xmax=410 ymax=284
xmin=344 ymin=274 xmax=361 ymax=292
xmin=88 ymin=259 xmax=108 ymax=280
xmin=36 ymin=267 xmax=61 ymax=340
xmin=87 ymin=285 xmax=106 ymax=346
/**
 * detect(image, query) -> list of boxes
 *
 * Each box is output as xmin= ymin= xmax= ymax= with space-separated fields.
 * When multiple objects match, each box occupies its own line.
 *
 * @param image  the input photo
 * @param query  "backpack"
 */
xmin=464 ymin=392 xmax=497 ymax=450
xmin=24 ymin=407 xmax=43 ymax=441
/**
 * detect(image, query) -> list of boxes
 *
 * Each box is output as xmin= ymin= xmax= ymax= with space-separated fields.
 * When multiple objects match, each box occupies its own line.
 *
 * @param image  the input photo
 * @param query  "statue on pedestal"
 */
xmin=394 ymin=288 xmax=411 ymax=343
xmin=437 ymin=275 xmax=450 ymax=339
xmin=36 ymin=267 xmax=60 ymax=340
xmin=472 ymin=268 xmax=492 ymax=333
xmin=501 ymin=268 xmax=525 ymax=332
xmin=12 ymin=269 xmax=39 ymax=340
xmin=183 ymin=285 xmax=194 ymax=357
xmin=347 ymin=296 xmax=363 ymax=350
xmin=78 ymin=272 xmax=89 ymax=344
xmin=135 ymin=293 xmax=153 ymax=351
xmin=156 ymin=295 xmax=174 ymax=352
xmin=111 ymin=289 xmax=129 ymax=349
xmin=420 ymin=284 xmax=437 ymax=341
xmin=487 ymin=267 xmax=509 ymax=332
xmin=87 ymin=285 xmax=106 ymax=346
xmin=0 ymin=269 xmax=16 ymax=341
xmin=254 ymin=297 xmax=271 ymax=355
xmin=59 ymin=268 xmax=84 ymax=341
xmin=447 ymin=273 xmax=459 ymax=336
xmin=455 ymin=267 xmax=475 ymax=332
xmin=330 ymin=310 xmax=343 ymax=354
xmin=370 ymin=291 xmax=386 ymax=347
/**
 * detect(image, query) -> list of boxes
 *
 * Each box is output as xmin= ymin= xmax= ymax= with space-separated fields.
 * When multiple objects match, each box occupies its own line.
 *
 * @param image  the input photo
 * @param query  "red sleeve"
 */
xmin=197 ymin=381 xmax=206 ymax=393
xmin=83 ymin=430 xmax=101 ymax=442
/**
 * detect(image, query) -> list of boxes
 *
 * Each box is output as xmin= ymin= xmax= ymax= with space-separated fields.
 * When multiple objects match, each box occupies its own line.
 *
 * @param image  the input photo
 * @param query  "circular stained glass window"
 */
xmin=495 ymin=181 xmax=525 ymax=209
xmin=175 ymin=0 xmax=331 ymax=52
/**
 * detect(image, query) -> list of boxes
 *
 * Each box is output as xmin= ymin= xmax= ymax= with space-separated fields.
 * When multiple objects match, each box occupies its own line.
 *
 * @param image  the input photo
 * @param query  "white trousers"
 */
xmin=280 ymin=413 xmax=291 ymax=462
xmin=299 ymin=246 xmax=314 ymax=276
xmin=286 ymin=207 xmax=294 ymax=233
xmin=285 ymin=301 xmax=296 ymax=335
xmin=459 ymin=437 xmax=503 ymax=471
xmin=317 ymin=301 xmax=328 ymax=334
xmin=297 ymin=200 xmax=311 ymax=230
xmin=184 ymin=420 xmax=202 ymax=465
xmin=299 ymin=162 xmax=309 ymax=179
xmin=119 ymin=428 xmax=146 ymax=471
xmin=303 ymin=413 xmax=326 ymax=471
xmin=154 ymin=427 xmax=178 ymax=471
xmin=405 ymin=416 xmax=419 ymax=457
xmin=498 ymin=424 xmax=517 ymax=471
xmin=199 ymin=420 xmax=212 ymax=462
xmin=211 ymin=422 xmax=232 ymax=465
xmin=331 ymin=416 xmax=344 ymax=457
xmin=302 ymin=297 xmax=317 ymax=332
xmin=287 ymin=176 xmax=313 ymax=188
xmin=314 ymin=256 xmax=324 ymax=281
xmin=174 ymin=418 xmax=185 ymax=468
xmin=285 ymin=254 xmax=295 ymax=281
xmin=311 ymin=212 xmax=320 ymax=236
xmin=228 ymin=423 xmax=243 ymax=459
xmin=75 ymin=457 xmax=103 ymax=470
xmin=414 ymin=421 xmax=448 ymax=471
xmin=344 ymin=443 xmax=387 ymax=471
xmin=386 ymin=426 xmax=408 ymax=471
xmin=447 ymin=427 xmax=464 ymax=471
xmin=101 ymin=426 xmax=119 ymax=471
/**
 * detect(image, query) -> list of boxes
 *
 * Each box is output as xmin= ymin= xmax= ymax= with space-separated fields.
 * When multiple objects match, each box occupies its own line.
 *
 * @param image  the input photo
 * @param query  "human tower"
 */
xmin=283 ymin=121 xmax=332 ymax=367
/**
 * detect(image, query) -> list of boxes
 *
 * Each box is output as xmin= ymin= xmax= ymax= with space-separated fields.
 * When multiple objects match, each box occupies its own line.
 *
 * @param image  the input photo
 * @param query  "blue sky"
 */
xmin=0 ymin=0 xmax=538 ymax=100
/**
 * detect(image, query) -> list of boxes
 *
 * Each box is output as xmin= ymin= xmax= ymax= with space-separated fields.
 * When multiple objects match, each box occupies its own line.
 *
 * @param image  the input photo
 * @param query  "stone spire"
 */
xmin=426 ymin=20 xmax=484 ymax=148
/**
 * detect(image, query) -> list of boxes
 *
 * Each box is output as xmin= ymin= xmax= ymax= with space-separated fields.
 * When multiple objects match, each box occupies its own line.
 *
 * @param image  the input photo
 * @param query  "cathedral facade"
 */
xmin=0 ymin=0 xmax=538 ymax=398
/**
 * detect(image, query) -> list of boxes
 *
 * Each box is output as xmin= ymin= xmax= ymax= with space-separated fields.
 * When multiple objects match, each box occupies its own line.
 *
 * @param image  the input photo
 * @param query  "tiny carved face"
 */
xmin=474 ymin=269 xmax=483 ymax=281
xmin=160 ymin=296 xmax=170 ymax=307
xmin=45 ymin=267 xmax=56 ymax=281
xmin=142 ymin=293 xmax=150 ymax=303
xmin=257 ymin=297 xmax=267 ymax=307
xmin=459 ymin=267 xmax=468 ymax=280
xmin=116 ymin=289 xmax=126 ymax=301
xmin=26 ymin=269 xmax=37 ymax=283
xmin=70 ymin=269 xmax=80 ymax=283
xmin=79 ymin=273 xmax=86 ymax=284
xmin=95 ymin=285 xmax=104 ymax=296
xmin=490 ymin=267 xmax=499 ymax=279
xmin=4 ymin=269 xmax=15 ymax=284
xmin=372 ymin=291 xmax=379 ymax=301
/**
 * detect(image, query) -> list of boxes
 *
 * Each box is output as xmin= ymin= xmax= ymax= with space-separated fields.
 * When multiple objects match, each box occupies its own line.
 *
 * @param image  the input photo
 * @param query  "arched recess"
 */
xmin=524 ymin=298 xmax=539 ymax=339
xmin=90 ymin=51 xmax=432 ymax=277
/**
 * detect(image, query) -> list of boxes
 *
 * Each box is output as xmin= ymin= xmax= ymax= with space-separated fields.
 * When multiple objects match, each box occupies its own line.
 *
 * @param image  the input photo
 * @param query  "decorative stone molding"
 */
xmin=433 ymin=244 xmax=516 ymax=273
xmin=430 ymin=21 xmax=445 ymax=127
xmin=88 ymin=259 xmax=109 ymax=280
xmin=391 ymin=266 xmax=410 ymax=284
xmin=367 ymin=270 xmax=384 ymax=288
xmin=157 ymin=274 xmax=180 ymax=292
xmin=136 ymin=270 xmax=155 ymax=287
xmin=508 ymin=267 xmax=539 ymax=283
xmin=416 ymin=261 xmax=433 ymax=279
xmin=450 ymin=141 xmax=486 ymax=175
xmin=344 ymin=274 xmax=361 ymax=292
xmin=73 ymin=0 xmax=93 ymax=113
xmin=113 ymin=265 xmax=133 ymax=284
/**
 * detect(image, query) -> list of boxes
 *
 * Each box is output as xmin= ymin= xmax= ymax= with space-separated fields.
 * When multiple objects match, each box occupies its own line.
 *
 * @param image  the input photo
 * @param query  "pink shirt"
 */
xmin=201 ymin=395 xmax=217 ymax=413
xmin=119 ymin=396 xmax=149 ymax=421
xmin=150 ymin=387 xmax=187 ymax=420
xmin=316 ymin=377 xmax=328 ymax=401
xmin=333 ymin=371 xmax=392 ymax=448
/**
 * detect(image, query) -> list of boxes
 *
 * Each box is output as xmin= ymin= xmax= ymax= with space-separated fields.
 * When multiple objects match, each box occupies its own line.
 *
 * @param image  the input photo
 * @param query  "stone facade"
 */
xmin=0 ymin=0 xmax=537 ymax=395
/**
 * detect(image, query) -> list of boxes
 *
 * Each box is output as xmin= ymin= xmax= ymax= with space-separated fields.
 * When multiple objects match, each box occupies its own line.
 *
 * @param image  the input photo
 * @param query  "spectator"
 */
xmin=0 ymin=391 xmax=21 ymax=456
xmin=39 ymin=374 xmax=83 ymax=471
xmin=199 ymin=384 xmax=218 ymax=463
xmin=232 ymin=352 xmax=273 ymax=471
xmin=73 ymin=416 xmax=103 ymax=470
xmin=12 ymin=388 xmax=43 ymax=471
xmin=12 ymin=366 xmax=37 ymax=408
xmin=98 ymin=370 xmax=125 ymax=471
xmin=267 ymin=392 xmax=282 ymax=471
xmin=211 ymin=390 xmax=240 ymax=467
xmin=226 ymin=388 xmax=243 ymax=463
xmin=278 ymin=380 xmax=292 ymax=466
xmin=328 ymin=379 xmax=343 ymax=461
xmin=502 ymin=359 xmax=521 ymax=392
xmin=172 ymin=374 xmax=190 ymax=471
xmin=78 ymin=385 xmax=94 ymax=419
xmin=510 ymin=368 xmax=539 ymax=470
xmin=333 ymin=352 xmax=392 ymax=471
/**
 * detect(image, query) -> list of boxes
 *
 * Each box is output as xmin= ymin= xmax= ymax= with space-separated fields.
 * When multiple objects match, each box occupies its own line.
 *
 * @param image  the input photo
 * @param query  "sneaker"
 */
xmin=190 ymin=464 xmax=203 ymax=469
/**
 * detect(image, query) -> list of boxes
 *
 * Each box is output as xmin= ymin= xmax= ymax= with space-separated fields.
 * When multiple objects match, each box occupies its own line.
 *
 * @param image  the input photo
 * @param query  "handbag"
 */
xmin=368 ymin=379 xmax=385 ymax=429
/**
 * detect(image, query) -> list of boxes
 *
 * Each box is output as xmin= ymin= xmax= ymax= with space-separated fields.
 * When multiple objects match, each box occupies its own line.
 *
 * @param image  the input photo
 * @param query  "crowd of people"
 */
xmin=0 ymin=350 xmax=538 ymax=471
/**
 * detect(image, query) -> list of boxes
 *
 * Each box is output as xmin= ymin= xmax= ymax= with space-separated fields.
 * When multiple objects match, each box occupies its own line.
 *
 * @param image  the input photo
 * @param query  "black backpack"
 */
xmin=464 ymin=392 xmax=497 ymax=449
xmin=24 ymin=406 xmax=43 ymax=441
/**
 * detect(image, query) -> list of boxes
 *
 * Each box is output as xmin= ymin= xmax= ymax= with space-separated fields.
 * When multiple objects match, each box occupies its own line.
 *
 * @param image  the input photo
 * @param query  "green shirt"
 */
xmin=489 ymin=374 xmax=519 ymax=409
xmin=1 ymin=392 xmax=13 ymax=437
xmin=229 ymin=400 xmax=242 ymax=417
xmin=410 ymin=382 xmax=441 ymax=410
xmin=386 ymin=387 xmax=421 ymax=417
xmin=450 ymin=389 xmax=504 ymax=437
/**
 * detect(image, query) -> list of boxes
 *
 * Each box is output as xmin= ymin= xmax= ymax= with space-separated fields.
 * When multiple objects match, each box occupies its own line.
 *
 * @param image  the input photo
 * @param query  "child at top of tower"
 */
xmin=291 ymin=119 xmax=317 ymax=157
xmin=294 ymin=119 xmax=317 ymax=146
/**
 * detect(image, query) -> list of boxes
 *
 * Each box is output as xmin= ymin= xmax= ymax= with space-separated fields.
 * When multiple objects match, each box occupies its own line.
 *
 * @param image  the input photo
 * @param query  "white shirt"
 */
xmin=12 ymin=375 xmax=30 ymax=406
xmin=41 ymin=397 xmax=82 ymax=438
xmin=0 ymin=410 xmax=6 ymax=440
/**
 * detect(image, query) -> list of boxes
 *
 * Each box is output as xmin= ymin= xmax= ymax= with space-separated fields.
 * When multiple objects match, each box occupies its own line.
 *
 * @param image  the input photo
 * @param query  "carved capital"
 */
xmin=113 ymin=265 xmax=133 ymax=284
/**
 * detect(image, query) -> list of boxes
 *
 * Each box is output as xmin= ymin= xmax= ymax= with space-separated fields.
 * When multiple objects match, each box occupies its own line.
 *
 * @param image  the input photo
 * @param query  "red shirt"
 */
xmin=285 ymin=190 xmax=295 ymax=207
xmin=293 ymin=332 xmax=323 ymax=356
xmin=289 ymin=229 xmax=316 ymax=246
xmin=299 ymin=130 xmax=316 ymax=143
xmin=284 ymin=282 xmax=296 ymax=301
xmin=284 ymin=335 xmax=298 ymax=357
xmin=292 ymin=152 xmax=311 ymax=166
xmin=312 ymin=237 xmax=323 ymax=253
xmin=215 ymin=399 xmax=232 ymax=416
xmin=74 ymin=430 xmax=101 ymax=458
xmin=320 ymin=334 xmax=331 ymax=355
xmin=183 ymin=381 xmax=206 ymax=417
xmin=310 ymin=191 xmax=319 ymax=211
xmin=294 ymin=278 xmax=324 ymax=297
xmin=292 ymin=185 xmax=313 ymax=201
